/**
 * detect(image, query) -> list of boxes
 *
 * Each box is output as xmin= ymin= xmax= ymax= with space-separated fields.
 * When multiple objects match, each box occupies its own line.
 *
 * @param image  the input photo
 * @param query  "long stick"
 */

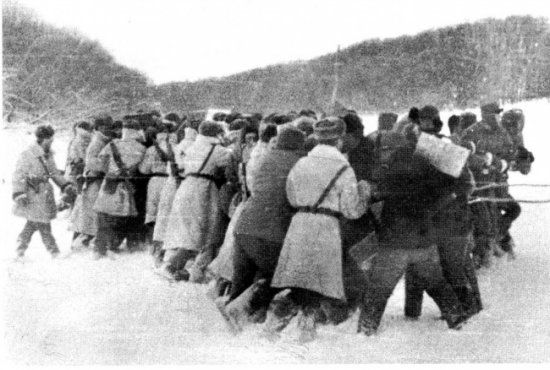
xmin=469 ymin=197 xmax=550 ymax=204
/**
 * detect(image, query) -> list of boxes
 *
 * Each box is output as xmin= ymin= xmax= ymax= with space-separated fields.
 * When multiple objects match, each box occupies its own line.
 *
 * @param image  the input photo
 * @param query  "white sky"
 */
xmin=11 ymin=0 xmax=550 ymax=84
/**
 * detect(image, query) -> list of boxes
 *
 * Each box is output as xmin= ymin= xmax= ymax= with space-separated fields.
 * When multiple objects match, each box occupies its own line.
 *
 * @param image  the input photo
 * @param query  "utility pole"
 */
xmin=330 ymin=45 xmax=342 ymax=110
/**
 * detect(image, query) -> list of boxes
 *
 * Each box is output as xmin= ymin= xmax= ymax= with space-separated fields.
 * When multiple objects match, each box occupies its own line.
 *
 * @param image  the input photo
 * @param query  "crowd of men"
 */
xmin=12 ymin=103 xmax=535 ymax=342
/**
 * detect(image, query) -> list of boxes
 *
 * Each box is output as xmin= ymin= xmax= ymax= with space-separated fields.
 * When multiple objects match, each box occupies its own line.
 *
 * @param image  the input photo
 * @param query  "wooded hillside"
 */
xmin=154 ymin=15 xmax=550 ymax=114
xmin=2 ymin=3 xmax=153 ymax=125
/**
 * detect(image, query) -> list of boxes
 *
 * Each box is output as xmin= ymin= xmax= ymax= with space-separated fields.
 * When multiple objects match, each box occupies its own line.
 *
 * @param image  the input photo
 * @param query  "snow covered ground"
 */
xmin=1 ymin=99 xmax=549 ymax=364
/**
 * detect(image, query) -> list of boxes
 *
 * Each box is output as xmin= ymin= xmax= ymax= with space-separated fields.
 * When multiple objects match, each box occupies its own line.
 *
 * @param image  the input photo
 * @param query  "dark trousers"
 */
xmin=404 ymin=245 xmax=482 ymax=318
xmin=17 ymin=220 xmax=59 ymax=255
xmin=494 ymin=187 xmax=521 ymax=251
xmin=229 ymin=235 xmax=282 ymax=308
xmin=167 ymin=249 xmax=198 ymax=272
xmin=470 ymin=202 xmax=493 ymax=259
xmin=436 ymin=235 xmax=480 ymax=313
xmin=358 ymin=246 xmax=464 ymax=332
xmin=94 ymin=213 xmax=142 ymax=255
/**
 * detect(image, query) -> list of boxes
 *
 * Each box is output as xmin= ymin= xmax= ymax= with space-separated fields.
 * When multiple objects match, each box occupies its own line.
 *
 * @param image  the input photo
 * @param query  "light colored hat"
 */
xmin=313 ymin=116 xmax=345 ymax=140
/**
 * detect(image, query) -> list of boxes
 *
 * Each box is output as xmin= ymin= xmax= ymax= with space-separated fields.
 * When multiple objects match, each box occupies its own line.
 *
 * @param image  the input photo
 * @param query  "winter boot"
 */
xmin=188 ymin=264 xmax=207 ymax=284
xmin=297 ymin=308 xmax=318 ymax=343
xmin=357 ymin=295 xmax=386 ymax=337
xmin=214 ymin=295 xmax=242 ymax=335
xmin=261 ymin=289 xmax=299 ymax=340
xmin=225 ymin=279 xmax=268 ymax=330
xmin=500 ymin=235 xmax=517 ymax=260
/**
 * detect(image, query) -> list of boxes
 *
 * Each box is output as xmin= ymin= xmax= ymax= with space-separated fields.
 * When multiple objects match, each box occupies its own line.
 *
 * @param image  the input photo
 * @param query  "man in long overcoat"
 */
xmin=92 ymin=119 xmax=146 ymax=258
xmin=12 ymin=125 xmax=73 ymax=258
xmin=69 ymin=116 xmax=114 ymax=249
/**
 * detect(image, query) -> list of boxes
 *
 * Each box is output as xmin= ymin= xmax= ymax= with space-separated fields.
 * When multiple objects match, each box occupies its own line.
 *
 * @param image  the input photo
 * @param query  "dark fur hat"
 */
xmin=276 ymin=126 xmax=305 ymax=151
xmin=378 ymin=112 xmax=398 ymax=131
xmin=448 ymin=115 xmax=460 ymax=134
xmin=35 ymin=124 xmax=55 ymax=140
xmin=260 ymin=124 xmax=278 ymax=143
xmin=76 ymin=121 xmax=92 ymax=132
xmin=314 ymin=116 xmax=345 ymax=140
xmin=341 ymin=112 xmax=364 ymax=138
xmin=199 ymin=120 xmax=225 ymax=138
xmin=93 ymin=115 xmax=114 ymax=131
xmin=460 ymin=112 xmax=477 ymax=130
xmin=164 ymin=112 xmax=181 ymax=124
xmin=408 ymin=107 xmax=420 ymax=124
xmin=229 ymin=118 xmax=247 ymax=131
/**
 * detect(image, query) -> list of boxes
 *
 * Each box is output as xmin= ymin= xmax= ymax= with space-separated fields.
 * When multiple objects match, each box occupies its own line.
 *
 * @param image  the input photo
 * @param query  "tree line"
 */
xmin=3 ymin=3 xmax=549 ymax=125
xmin=155 ymin=15 xmax=550 ymax=114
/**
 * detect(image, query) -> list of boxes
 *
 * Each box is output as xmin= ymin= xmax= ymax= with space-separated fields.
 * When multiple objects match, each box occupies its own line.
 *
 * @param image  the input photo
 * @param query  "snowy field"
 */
xmin=1 ymin=99 xmax=550 ymax=364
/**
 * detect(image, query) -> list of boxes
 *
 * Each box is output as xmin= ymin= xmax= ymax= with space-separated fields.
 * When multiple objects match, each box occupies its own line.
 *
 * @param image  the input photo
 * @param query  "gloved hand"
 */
xmin=60 ymin=183 xmax=77 ymax=205
xmin=14 ymin=193 xmax=28 ymax=207
xmin=358 ymin=180 xmax=374 ymax=203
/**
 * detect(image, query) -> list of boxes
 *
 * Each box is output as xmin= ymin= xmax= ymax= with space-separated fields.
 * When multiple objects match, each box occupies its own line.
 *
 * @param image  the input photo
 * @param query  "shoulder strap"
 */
xmin=153 ymin=140 xmax=170 ymax=162
xmin=37 ymin=156 xmax=52 ymax=179
xmin=312 ymin=165 xmax=349 ymax=209
xmin=109 ymin=142 xmax=128 ymax=177
xmin=375 ymin=131 xmax=382 ymax=167
xmin=197 ymin=144 xmax=217 ymax=174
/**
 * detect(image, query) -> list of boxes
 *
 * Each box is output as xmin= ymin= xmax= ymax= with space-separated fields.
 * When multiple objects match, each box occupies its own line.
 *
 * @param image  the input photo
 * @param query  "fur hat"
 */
xmin=501 ymin=109 xmax=524 ymax=132
xmin=273 ymin=114 xmax=293 ymax=126
xmin=76 ymin=121 xmax=92 ymax=132
xmin=460 ymin=112 xmax=477 ymax=130
xmin=419 ymin=105 xmax=443 ymax=133
xmin=35 ymin=125 xmax=55 ymax=140
xmin=341 ymin=112 xmax=364 ymax=138
xmin=408 ymin=107 xmax=420 ymax=124
xmin=164 ymin=112 xmax=181 ymax=124
xmin=276 ymin=126 xmax=305 ymax=151
xmin=229 ymin=118 xmax=247 ymax=131
xmin=93 ymin=115 xmax=113 ymax=131
xmin=225 ymin=112 xmax=242 ymax=124
xmin=419 ymin=105 xmax=440 ymax=121
xmin=122 ymin=118 xmax=142 ymax=130
xmin=314 ymin=117 xmax=345 ymax=140
xmin=199 ymin=120 xmax=225 ymax=138
xmin=481 ymin=102 xmax=503 ymax=116
xmin=260 ymin=124 xmax=278 ymax=143
xmin=378 ymin=113 xmax=398 ymax=131
xmin=293 ymin=116 xmax=315 ymax=137
xmin=448 ymin=115 xmax=460 ymax=133
xmin=212 ymin=112 xmax=227 ymax=122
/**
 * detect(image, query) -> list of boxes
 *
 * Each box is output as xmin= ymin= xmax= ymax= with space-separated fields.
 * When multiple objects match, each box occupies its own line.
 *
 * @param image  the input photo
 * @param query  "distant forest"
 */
xmin=155 ymin=15 xmax=550 ymax=114
xmin=2 ymin=4 xmax=151 ymax=125
xmin=3 ymin=2 xmax=550 ymax=125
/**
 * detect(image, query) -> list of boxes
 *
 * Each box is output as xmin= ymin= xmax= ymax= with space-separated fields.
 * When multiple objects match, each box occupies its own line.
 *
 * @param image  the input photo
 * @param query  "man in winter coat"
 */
xmin=92 ymin=119 xmax=146 ymax=259
xmin=402 ymin=106 xmax=482 ymax=323
xmin=217 ymin=127 xmax=306 ymax=325
xmin=160 ymin=121 xmax=231 ymax=282
xmin=460 ymin=102 xmax=515 ymax=267
xmin=69 ymin=116 xmax=114 ymax=250
xmin=496 ymin=109 xmax=534 ymax=257
xmin=64 ymin=121 xmax=92 ymax=188
xmin=357 ymin=108 xmax=475 ymax=336
xmin=12 ymin=125 xmax=74 ymax=258
xmin=269 ymin=117 xmax=370 ymax=342
xmin=138 ymin=120 xmax=177 ymax=244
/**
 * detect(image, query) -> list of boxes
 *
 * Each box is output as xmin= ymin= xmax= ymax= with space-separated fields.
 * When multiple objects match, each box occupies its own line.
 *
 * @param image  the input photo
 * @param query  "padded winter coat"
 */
xmin=12 ymin=143 xmax=68 ymax=223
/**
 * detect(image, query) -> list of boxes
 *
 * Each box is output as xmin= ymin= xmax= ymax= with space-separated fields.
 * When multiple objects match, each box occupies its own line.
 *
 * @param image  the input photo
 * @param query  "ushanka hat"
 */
xmin=276 ymin=126 xmax=305 ymax=151
xmin=199 ymin=120 xmax=225 ymax=137
xmin=313 ymin=116 xmax=345 ymax=140
xmin=481 ymin=102 xmax=503 ymax=115
xmin=122 ymin=118 xmax=142 ymax=130
xmin=35 ymin=124 xmax=55 ymax=140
